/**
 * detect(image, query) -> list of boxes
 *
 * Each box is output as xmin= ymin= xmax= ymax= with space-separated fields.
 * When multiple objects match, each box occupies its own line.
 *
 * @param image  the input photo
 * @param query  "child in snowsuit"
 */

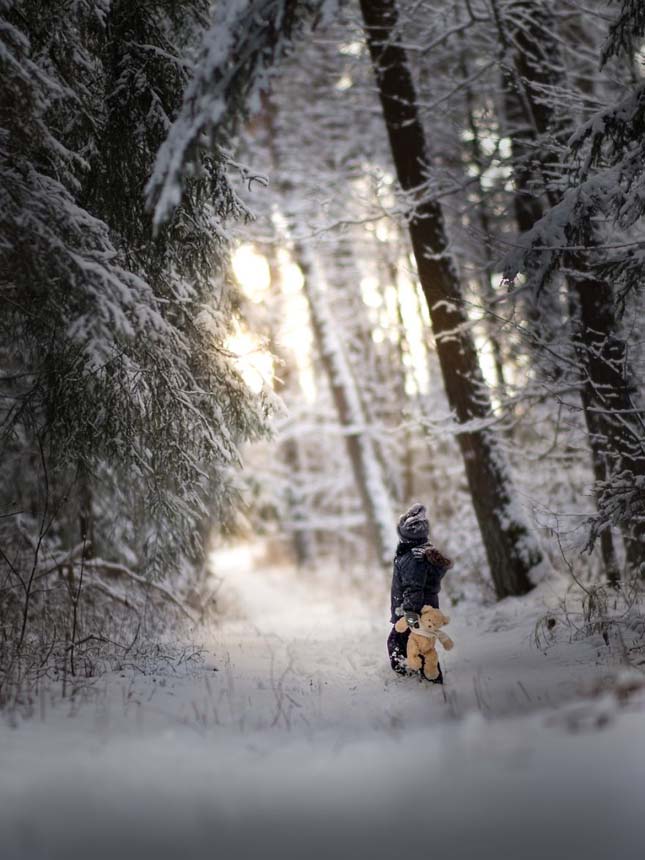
xmin=388 ymin=502 xmax=453 ymax=683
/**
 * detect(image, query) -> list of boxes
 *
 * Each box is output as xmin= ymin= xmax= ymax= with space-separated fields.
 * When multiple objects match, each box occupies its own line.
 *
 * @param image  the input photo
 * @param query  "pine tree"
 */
xmin=502 ymin=0 xmax=645 ymax=575
xmin=0 ymin=0 xmax=268 ymax=653
xmin=297 ymin=245 xmax=396 ymax=566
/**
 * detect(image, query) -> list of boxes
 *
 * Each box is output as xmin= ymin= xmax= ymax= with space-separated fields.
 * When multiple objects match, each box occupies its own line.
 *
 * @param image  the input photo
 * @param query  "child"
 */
xmin=387 ymin=502 xmax=453 ymax=682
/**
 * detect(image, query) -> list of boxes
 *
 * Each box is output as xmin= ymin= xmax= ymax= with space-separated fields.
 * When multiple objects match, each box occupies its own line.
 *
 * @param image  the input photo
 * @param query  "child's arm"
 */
xmin=410 ymin=543 xmax=452 ymax=593
xmin=398 ymin=552 xmax=428 ymax=615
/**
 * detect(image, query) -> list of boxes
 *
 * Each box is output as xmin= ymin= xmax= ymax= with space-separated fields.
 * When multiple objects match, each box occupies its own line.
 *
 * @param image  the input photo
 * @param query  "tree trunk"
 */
xmin=267 ymin=253 xmax=315 ymax=567
xmin=496 ymin=0 xmax=644 ymax=579
xmin=360 ymin=0 xmax=543 ymax=598
xmin=573 ymin=274 xmax=644 ymax=577
xmin=458 ymin=41 xmax=507 ymax=397
xmin=297 ymin=245 xmax=395 ymax=567
xmin=256 ymin=93 xmax=397 ymax=567
xmin=321 ymin=238 xmax=403 ymax=505
xmin=394 ymin=269 xmax=416 ymax=506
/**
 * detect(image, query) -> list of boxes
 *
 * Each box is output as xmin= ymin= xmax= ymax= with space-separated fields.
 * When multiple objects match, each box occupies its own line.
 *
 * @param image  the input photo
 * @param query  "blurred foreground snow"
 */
xmin=2 ymin=545 xmax=644 ymax=860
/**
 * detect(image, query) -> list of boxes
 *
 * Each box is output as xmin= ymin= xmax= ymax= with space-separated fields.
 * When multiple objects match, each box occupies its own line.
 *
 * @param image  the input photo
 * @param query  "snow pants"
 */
xmin=387 ymin=627 xmax=411 ymax=675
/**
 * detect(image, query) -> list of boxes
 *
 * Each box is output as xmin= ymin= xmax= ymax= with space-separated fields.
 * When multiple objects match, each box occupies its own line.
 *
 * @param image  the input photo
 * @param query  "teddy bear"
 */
xmin=394 ymin=604 xmax=454 ymax=681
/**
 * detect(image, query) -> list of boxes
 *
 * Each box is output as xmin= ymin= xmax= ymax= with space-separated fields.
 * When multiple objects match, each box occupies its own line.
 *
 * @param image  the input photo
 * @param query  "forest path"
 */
xmin=1 ymin=545 xmax=644 ymax=860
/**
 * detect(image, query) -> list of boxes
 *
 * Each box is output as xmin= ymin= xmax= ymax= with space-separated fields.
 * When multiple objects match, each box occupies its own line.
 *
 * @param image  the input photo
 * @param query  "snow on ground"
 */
xmin=1 ymin=544 xmax=644 ymax=860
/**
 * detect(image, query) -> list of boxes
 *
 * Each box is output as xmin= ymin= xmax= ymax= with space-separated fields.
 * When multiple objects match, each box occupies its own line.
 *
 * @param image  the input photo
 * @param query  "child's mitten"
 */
xmin=404 ymin=610 xmax=420 ymax=629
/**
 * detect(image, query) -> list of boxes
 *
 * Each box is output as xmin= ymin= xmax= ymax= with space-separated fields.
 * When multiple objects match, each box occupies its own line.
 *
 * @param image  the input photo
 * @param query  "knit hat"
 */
xmin=397 ymin=502 xmax=429 ymax=542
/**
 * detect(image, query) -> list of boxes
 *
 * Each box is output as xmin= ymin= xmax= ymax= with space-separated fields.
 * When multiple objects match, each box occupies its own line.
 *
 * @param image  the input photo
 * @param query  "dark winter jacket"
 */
xmin=390 ymin=539 xmax=449 ymax=623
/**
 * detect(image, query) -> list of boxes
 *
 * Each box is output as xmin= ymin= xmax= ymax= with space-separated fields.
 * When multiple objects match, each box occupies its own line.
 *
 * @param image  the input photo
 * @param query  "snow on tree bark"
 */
xmin=297 ymin=245 xmax=395 ymax=567
xmin=266 ymin=252 xmax=316 ymax=567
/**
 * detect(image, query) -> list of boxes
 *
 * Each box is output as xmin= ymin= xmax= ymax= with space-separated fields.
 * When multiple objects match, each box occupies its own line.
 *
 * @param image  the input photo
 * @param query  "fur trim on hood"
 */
xmin=411 ymin=542 xmax=453 ymax=569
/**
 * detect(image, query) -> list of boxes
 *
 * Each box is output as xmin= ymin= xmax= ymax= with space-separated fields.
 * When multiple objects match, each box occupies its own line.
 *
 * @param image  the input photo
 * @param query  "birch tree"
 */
xmin=297 ymin=246 xmax=396 ymax=566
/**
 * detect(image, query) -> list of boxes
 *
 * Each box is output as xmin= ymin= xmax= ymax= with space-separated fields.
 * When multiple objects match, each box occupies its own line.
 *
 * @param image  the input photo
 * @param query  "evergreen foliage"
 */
xmin=147 ymin=0 xmax=336 ymax=226
xmin=0 ymin=0 xmax=268 ymax=638
xmin=502 ymin=0 xmax=645 ymax=568
xmin=3 ymin=0 xmax=644 ymax=668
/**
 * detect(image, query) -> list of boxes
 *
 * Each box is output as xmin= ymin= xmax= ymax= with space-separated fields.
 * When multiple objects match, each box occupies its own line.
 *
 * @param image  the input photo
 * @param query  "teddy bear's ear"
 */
xmin=441 ymin=612 xmax=450 ymax=625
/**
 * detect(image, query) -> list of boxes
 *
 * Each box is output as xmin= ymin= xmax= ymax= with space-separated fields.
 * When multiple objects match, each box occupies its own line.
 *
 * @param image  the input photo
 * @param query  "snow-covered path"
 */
xmin=2 ymin=546 xmax=644 ymax=860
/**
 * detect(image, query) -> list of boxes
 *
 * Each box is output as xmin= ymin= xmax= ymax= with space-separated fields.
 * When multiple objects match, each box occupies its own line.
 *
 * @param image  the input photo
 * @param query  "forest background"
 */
xmin=2 ymin=0 xmax=645 ymax=693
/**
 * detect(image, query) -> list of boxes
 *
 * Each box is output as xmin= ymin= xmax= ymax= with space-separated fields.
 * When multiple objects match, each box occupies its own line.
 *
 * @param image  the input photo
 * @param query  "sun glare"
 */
xmin=229 ymin=243 xmax=316 ymax=402
xmin=277 ymin=251 xmax=316 ymax=403
xmin=360 ymin=276 xmax=382 ymax=309
xmin=226 ymin=321 xmax=273 ymax=395
xmin=229 ymin=242 xmax=436 ymax=403
xmin=232 ymin=244 xmax=271 ymax=302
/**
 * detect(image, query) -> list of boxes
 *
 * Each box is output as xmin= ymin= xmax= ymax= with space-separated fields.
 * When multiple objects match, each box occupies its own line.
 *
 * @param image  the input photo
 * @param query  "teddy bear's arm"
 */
xmin=435 ymin=629 xmax=454 ymax=651
xmin=394 ymin=616 xmax=409 ymax=633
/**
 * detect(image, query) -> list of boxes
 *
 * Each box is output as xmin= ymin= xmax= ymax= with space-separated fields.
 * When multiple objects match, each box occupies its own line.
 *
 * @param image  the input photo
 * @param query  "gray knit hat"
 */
xmin=397 ymin=502 xmax=429 ymax=542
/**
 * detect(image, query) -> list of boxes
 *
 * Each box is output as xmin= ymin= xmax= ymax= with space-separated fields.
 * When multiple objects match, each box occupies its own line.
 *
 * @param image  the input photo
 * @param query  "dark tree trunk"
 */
xmin=496 ymin=0 xmax=645 ymax=579
xmin=360 ymin=0 xmax=543 ymax=598
xmin=78 ymin=468 xmax=95 ymax=557
xmin=573 ymin=274 xmax=645 ymax=576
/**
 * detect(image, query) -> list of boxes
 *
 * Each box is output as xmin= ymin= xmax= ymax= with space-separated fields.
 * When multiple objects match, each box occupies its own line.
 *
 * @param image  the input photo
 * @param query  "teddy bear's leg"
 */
xmin=422 ymin=647 xmax=440 ymax=681
xmin=406 ymin=638 xmax=422 ymax=671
